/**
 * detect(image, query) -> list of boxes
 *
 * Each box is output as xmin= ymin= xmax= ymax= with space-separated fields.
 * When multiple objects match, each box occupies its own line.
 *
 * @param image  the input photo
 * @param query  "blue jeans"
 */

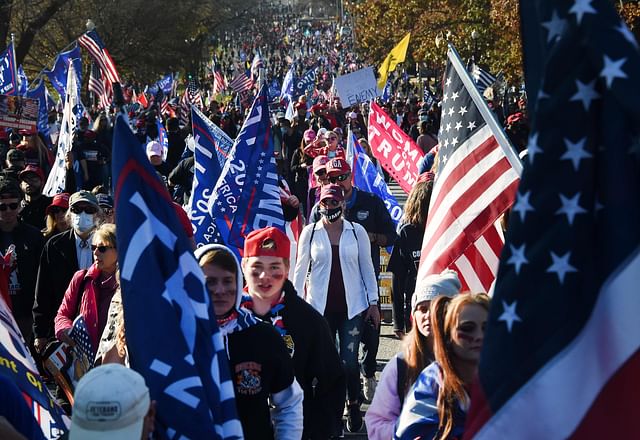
xmin=324 ymin=313 xmax=364 ymax=403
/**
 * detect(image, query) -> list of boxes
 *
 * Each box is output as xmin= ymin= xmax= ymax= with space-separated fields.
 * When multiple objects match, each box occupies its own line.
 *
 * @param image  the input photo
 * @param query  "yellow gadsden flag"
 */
xmin=377 ymin=33 xmax=411 ymax=90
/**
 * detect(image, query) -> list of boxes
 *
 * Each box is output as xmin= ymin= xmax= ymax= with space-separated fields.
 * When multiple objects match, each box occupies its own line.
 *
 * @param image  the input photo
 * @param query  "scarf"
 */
xmin=216 ymin=307 xmax=258 ymax=359
xmin=241 ymin=292 xmax=295 ymax=358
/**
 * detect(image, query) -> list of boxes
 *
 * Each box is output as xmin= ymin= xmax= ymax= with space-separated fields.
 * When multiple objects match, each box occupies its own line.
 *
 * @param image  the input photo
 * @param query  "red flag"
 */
xmin=138 ymin=91 xmax=148 ymax=108
xmin=367 ymin=101 xmax=424 ymax=193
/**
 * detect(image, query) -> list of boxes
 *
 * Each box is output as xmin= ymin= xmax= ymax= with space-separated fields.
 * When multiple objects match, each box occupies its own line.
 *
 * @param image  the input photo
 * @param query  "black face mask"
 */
xmin=320 ymin=206 xmax=342 ymax=222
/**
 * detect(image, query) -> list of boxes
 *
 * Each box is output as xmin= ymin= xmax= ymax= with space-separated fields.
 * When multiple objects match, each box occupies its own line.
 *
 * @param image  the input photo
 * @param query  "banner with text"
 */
xmin=368 ymin=101 xmax=424 ymax=193
xmin=335 ymin=67 xmax=378 ymax=106
xmin=0 ymin=95 xmax=39 ymax=132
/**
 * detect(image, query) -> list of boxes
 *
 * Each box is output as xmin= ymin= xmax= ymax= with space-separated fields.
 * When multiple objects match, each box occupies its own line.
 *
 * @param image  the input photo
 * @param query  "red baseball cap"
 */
xmin=19 ymin=165 xmax=45 ymax=182
xmin=312 ymin=155 xmax=329 ymax=174
xmin=320 ymin=184 xmax=344 ymax=203
xmin=326 ymin=158 xmax=351 ymax=176
xmin=243 ymin=227 xmax=290 ymax=259
xmin=46 ymin=193 xmax=70 ymax=215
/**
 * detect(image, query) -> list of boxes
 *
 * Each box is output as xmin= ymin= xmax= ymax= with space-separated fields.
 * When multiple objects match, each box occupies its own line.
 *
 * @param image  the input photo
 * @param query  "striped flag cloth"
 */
xmin=470 ymin=62 xmax=496 ymax=93
xmin=212 ymin=61 xmax=227 ymax=95
xmin=78 ymin=30 xmax=120 ymax=84
xmin=88 ymin=62 xmax=112 ymax=109
xmin=229 ymin=71 xmax=252 ymax=94
xmin=414 ymin=45 xmax=522 ymax=294
xmin=465 ymin=1 xmax=640 ymax=439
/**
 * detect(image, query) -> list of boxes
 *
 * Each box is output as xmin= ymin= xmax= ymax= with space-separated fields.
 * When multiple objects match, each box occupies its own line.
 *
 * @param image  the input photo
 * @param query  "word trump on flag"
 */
xmin=368 ymin=101 xmax=424 ymax=193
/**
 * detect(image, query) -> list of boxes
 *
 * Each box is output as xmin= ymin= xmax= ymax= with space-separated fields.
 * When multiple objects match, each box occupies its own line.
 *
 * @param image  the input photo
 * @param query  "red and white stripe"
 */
xmin=88 ymin=66 xmax=112 ymax=109
xmin=213 ymin=71 xmax=227 ymax=95
xmin=229 ymin=73 xmax=252 ymax=93
xmin=78 ymin=33 xmax=120 ymax=85
xmin=467 ymin=251 xmax=640 ymax=439
xmin=415 ymin=124 xmax=520 ymax=292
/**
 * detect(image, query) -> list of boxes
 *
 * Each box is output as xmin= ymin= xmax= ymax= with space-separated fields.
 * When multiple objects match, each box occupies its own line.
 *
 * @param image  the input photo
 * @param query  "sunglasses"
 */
xmin=91 ymin=245 xmax=113 ymax=253
xmin=70 ymin=206 xmax=98 ymax=215
xmin=329 ymin=173 xmax=350 ymax=184
xmin=0 ymin=202 xmax=20 ymax=211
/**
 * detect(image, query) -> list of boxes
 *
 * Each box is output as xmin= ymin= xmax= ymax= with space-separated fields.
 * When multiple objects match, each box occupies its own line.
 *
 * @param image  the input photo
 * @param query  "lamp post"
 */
xmin=86 ymin=19 xmax=95 ymax=32
xmin=434 ymin=32 xmax=445 ymax=95
xmin=471 ymin=30 xmax=479 ymax=62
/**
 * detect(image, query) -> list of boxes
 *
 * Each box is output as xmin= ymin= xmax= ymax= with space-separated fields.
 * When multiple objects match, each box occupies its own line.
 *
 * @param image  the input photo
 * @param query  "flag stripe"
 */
xmin=422 ymin=154 xmax=518 ymax=263
xmin=453 ymin=254 xmax=485 ymax=293
xmin=472 ymin=249 xmax=640 ymax=439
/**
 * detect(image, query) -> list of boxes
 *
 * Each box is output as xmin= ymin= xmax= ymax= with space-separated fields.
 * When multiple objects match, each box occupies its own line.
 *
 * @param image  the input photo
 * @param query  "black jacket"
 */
xmin=259 ymin=280 xmax=345 ymax=439
xmin=19 ymin=195 xmax=52 ymax=231
xmin=32 ymin=229 xmax=79 ymax=339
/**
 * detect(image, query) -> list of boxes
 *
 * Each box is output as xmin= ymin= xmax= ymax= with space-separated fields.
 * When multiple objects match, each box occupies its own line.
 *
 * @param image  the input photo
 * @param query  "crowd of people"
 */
xmin=0 ymin=3 xmax=537 ymax=440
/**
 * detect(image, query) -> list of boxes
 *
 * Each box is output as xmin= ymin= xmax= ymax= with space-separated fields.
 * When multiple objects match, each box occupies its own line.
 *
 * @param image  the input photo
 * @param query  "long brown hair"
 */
xmin=401 ymin=321 xmax=433 ymax=397
xmin=402 ymin=179 xmax=434 ymax=226
xmin=430 ymin=293 xmax=490 ymax=439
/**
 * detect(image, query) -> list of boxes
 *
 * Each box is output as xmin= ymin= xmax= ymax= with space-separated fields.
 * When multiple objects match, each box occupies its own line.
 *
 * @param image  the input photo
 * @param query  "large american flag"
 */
xmin=465 ymin=1 xmax=640 ymax=439
xmin=212 ymin=60 xmax=227 ymax=95
xmin=78 ymin=30 xmax=120 ymax=85
xmin=88 ymin=62 xmax=112 ymax=109
xmin=415 ymin=46 xmax=522 ymax=294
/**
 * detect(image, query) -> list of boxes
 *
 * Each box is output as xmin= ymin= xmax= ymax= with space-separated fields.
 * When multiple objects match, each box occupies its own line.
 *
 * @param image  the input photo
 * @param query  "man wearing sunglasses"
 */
xmin=33 ymin=190 xmax=101 ymax=355
xmin=0 ymin=177 xmax=45 ymax=343
xmin=310 ymin=157 xmax=397 ymax=404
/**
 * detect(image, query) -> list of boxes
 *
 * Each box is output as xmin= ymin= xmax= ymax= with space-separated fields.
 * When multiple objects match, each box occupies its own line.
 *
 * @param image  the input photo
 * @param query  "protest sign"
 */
xmin=0 ymin=94 xmax=39 ymax=132
xmin=335 ymin=66 xmax=378 ymax=106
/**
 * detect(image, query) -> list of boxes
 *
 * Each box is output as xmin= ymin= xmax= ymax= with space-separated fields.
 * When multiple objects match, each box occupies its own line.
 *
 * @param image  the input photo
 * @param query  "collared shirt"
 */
xmin=75 ymin=232 xmax=94 ymax=269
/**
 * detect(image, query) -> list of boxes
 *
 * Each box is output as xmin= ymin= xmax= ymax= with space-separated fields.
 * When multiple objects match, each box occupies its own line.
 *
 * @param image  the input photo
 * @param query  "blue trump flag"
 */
xmin=190 ymin=105 xmax=233 ymax=244
xmin=381 ymin=80 xmax=393 ymax=103
xmin=26 ymin=79 xmax=51 ymax=138
xmin=228 ymin=87 xmax=285 ymax=251
xmin=111 ymin=116 xmax=243 ymax=439
xmin=280 ymin=65 xmax=295 ymax=103
xmin=156 ymin=119 xmax=168 ymax=160
xmin=44 ymin=45 xmax=82 ymax=102
xmin=204 ymin=85 xmax=272 ymax=251
xmin=348 ymin=131 xmax=403 ymax=227
xmin=0 ymin=42 xmax=17 ymax=95
xmin=149 ymin=73 xmax=174 ymax=97
xmin=294 ymin=64 xmax=318 ymax=98
xmin=17 ymin=65 xmax=27 ymax=96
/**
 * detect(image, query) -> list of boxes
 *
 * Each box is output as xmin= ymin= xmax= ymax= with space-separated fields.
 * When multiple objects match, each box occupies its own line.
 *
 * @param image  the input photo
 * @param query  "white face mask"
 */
xmin=72 ymin=212 xmax=95 ymax=233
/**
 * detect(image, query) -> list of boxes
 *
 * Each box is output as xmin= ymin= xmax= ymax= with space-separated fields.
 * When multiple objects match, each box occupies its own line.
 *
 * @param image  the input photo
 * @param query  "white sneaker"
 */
xmin=363 ymin=375 xmax=377 ymax=402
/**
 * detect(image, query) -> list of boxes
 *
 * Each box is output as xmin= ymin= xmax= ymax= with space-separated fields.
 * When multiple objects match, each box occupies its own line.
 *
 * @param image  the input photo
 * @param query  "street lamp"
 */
xmin=86 ymin=19 xmax=95 ymax=32
xmin=471 ymin=30 xmax=479 ymax=62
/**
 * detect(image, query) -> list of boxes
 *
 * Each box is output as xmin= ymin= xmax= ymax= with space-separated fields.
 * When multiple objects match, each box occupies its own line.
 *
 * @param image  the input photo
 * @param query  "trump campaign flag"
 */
xmin=112 ymin=116 xmax=243 ymax=439
xmin=0 ymin=42 xmax=18 ymax=95
xmin=26 ymin=79 xmax=51 ymax=138
xmin=228 ymin=87 xmax=285 ymax=251
xmin=465 ymin=1 xmax=640 ymax=439
xmin=43 ymin=45 xmax=82 ymax=102
xmin=189 ymin=105 xmax=233 ymax=244
xmin=368 ymin=101 xmax=424 ymax=193
xmin=0 ymin=296 xmax=68 ymax=438
xmin=200 ymin=85 xmax=270 ymax=252
xmin=294 ymin=64 xmax=318 ymax=98
xmin=414 ymin=45 xmax=521 ymax=294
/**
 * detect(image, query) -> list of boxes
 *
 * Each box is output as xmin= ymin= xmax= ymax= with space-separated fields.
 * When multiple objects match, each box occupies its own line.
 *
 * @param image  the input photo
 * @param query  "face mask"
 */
xmin=72 ymin=212 xmax=95 ymax=233
xmin=320 ymin=206 xmax=342 ymax=223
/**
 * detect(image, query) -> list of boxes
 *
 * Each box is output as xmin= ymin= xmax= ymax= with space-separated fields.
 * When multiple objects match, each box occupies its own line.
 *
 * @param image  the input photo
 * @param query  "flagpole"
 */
xmin=10 ymin=33 xmax=18 ymax=93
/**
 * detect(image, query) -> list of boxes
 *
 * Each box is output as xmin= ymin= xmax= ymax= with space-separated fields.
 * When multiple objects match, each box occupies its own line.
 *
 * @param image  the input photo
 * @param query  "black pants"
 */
xmin=360 ymin=317 xmax=380 ymax=379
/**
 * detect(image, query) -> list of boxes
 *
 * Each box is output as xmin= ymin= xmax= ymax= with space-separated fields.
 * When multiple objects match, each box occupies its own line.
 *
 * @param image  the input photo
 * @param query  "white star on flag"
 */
xmin=513 ymin=190 xmax=535 ymax=222
xmin=615 ymin=22 xmax=639 ymax=49
xmin=507 ymin=243 xmax=528 ymax=274
xmin=556 ymin=192 xmax=588 ymax=225
xmin=569 ymin=0 xmax=596 ymax=24
xmin=542 ymin=10 xmax=567 ymax=43
xmin=600 ymin=55 xmax=628 ymax=88
xmin=498 ymin=300 xmax=522 ymax=333
xmin=546 ymin=251 xmax=578 ymax=284
xmin=561 ymin=137 xmax=592 ymax=171
xmin=570 ymin=79 xmax=600 ymax=111
xmin=527 ymin=133 xmax=542 ymax=164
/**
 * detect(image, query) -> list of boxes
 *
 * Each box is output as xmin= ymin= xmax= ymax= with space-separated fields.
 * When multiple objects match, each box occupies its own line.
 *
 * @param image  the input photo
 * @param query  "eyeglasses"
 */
xmin=329 ymin=173 xmax=350 ymax=184
xmin=0 ymin=202 xmax=20 ymax=211
xmin=91 ymin=245 xmax=114 ymax=253
xmin=70 ymin=205 xmax=98 ymax=215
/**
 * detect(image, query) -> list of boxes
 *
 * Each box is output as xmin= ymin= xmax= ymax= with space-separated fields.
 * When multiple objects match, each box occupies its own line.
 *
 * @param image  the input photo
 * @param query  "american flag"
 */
xmin=78 ymin=29 xmax=120 ymax=85
xmin=414 ymin=45 xmax=522 ymax=294
xmin=88 ymin=62 xmax=112 ymax=109
xmin=250 ymin=51 xmax=263 ymax=83
xmin=469 ymin=62 xmax=497 ymax=94
xmin=465 ymin=1 xmax=640 ymax=439
xmin=69 ymin=315 xmax=95 ymax=369
xmin=229 ymin=71 xmax=253 ymax=94
xmin=179 ymin=77 xmax=202 ymax=127
xmin=212 ymin=60 xmax=227 ymax=95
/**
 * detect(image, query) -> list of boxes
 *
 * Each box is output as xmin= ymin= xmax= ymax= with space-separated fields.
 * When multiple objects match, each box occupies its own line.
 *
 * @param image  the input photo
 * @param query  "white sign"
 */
xmin=335 ymin=66 xmax=378 ymax=106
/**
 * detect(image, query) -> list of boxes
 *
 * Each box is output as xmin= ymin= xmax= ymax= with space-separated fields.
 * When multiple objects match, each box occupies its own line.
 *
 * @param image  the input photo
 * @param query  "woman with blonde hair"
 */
xmin=395 ymin=292 xmax=490 ymax=440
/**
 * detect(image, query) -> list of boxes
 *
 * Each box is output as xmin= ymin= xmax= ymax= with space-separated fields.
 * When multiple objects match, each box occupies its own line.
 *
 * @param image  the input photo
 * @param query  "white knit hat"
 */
xmin=412 ymin=269 xmax=461 ymax=312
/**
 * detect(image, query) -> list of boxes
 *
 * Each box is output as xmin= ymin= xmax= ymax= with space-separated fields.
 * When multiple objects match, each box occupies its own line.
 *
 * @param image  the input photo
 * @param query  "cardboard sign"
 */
xmin=335 ymin=66 xmax=378 ymax=106
xmin=0 ymin=94 xmax=39 ymax=132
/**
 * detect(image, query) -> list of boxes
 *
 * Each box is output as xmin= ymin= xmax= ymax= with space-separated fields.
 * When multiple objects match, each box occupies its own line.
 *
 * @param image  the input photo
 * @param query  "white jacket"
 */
xmin=293 ymin=220 xmax=379 ymax=319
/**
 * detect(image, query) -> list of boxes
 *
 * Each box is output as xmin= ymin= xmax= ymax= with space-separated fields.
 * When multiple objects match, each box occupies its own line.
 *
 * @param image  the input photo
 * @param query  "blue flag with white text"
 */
xmin=26 ymin=79 xmax=51 ymax=138
xmin=112 ymin=116 xmax=243 ymax=440
xmin=228 ymin=87 xmax=285 ymax=251
xmin=381 ymin=80 xmax=393 ymax=103
xmin=190 ymin=106 xmax=234 ymax=245
xmin=44 ymin=45 xmax=82 ymax=102
xmin=294 ymin=64 xmax=318 ymax=98
xmin=0 ymin=42 xmax=17 ymax=95
xmin=280 ymin=65 xmax=295 ymax=103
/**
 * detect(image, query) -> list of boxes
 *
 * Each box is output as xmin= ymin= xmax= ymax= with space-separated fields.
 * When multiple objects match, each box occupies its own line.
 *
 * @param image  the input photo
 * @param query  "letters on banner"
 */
xmin=367 ymin=101 xmax=424 ymax=193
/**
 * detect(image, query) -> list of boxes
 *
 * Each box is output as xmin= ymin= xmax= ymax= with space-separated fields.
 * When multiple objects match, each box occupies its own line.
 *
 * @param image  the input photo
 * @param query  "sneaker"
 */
xmin=346 ymin=404 xmax=363 ymax=433
xmin=363 ymin=375 xmax=377 ymax=402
